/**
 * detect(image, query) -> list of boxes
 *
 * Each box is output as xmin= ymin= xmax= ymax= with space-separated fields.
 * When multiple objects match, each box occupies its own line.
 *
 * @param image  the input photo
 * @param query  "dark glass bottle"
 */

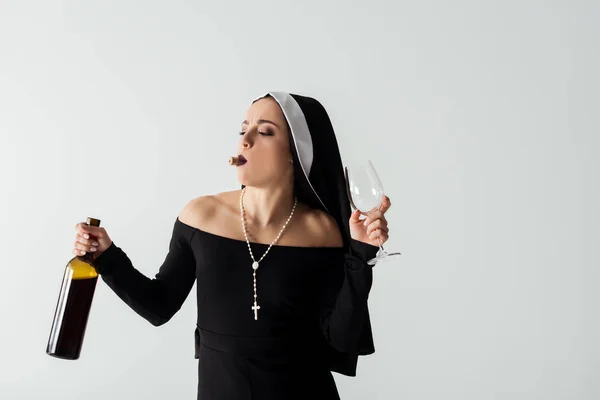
xmin=46 ymin=217 xmax=101 ymax=360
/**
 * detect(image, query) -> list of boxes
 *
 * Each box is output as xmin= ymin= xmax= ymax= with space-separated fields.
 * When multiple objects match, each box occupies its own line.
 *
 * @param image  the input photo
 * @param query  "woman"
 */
xmin=73 ymin=92 xmax=392 ymax=399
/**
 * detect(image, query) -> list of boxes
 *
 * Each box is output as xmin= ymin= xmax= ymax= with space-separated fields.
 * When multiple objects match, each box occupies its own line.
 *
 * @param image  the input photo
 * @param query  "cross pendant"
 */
xmin=252 ymin=300 xmax=261 ymax=320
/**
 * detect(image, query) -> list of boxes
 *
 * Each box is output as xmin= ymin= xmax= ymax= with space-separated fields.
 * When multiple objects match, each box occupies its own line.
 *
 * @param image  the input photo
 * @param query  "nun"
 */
xmin=77 ymin=91 xmax=393 ymax=399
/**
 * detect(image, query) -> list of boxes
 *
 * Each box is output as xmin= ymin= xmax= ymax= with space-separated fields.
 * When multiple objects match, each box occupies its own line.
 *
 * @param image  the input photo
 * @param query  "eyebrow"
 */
xmin=241 ymin=119 xmax=280 ymax=128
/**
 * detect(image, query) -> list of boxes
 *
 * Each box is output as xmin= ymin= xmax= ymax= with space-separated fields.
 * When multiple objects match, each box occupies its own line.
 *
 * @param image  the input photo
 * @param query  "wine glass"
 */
xmin=344 ymin=159 xmax=401 ymax=265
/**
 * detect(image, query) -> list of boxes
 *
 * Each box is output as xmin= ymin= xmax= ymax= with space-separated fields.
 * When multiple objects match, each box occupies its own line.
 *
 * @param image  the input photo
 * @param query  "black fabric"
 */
xmin=92 ymin=217 xmax=378 ymax=399
xmin=244 ymin=93 xmax=378 ymax=372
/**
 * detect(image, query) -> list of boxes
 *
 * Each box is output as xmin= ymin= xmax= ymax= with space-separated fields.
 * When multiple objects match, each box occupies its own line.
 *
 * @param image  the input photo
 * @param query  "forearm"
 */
xmin=93 ymin=243 xmax=183 ymax=326
xmin=320 ymin=239 xmax=378 ymax=354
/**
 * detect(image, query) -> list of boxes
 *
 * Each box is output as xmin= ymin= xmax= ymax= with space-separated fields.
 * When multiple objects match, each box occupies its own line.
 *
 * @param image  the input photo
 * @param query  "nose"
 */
xmin=240 ymin=132 xmax=253 ymax=150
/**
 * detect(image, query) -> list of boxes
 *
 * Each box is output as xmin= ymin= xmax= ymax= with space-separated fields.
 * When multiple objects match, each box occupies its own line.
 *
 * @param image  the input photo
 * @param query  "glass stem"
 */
xmin=377 ymin=237 xmax=386 ymax=255
xmin=374 ymin=202 xmax=386 ymax=255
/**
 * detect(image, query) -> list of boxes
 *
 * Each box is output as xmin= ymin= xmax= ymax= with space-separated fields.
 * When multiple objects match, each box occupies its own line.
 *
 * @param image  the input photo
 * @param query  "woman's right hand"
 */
xmin=73 ymin=222 xmax=113 ymax=261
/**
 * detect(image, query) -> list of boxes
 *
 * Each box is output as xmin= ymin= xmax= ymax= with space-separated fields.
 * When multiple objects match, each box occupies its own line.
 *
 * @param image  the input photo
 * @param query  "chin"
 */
xmin=237 ymin=169 xmax=285 ymax=189
xmin=237 ymin=173 xmax=257 ymax=188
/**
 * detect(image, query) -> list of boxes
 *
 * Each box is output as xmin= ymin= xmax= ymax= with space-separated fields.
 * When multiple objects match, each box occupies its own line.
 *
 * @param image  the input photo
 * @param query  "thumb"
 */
xmin=349 ymin=209 xmax=362 ymax=224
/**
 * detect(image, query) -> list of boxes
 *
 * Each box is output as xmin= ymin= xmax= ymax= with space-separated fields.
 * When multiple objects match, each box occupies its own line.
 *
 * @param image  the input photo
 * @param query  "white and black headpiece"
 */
xmin=244 ymin=92 xmax=353 ymax=248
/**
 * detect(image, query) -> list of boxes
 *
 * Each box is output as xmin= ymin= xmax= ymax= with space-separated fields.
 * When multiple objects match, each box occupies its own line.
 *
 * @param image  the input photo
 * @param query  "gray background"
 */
xmin=1 ymin=1 xmax=598 ymax=399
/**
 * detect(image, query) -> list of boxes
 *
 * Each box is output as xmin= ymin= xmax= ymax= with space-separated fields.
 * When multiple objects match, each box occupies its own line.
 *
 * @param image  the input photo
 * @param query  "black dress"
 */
xmin=91 ymin=217 xmax=379 ymax=400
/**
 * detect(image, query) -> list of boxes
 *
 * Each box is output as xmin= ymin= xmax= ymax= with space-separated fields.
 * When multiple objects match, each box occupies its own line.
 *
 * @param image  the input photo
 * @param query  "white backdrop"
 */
xmin=1 ymin=1 xmax=598 ymax=399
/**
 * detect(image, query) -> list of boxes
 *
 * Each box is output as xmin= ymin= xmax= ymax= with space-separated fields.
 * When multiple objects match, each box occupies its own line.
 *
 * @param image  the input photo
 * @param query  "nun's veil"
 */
xmin=241 ymin=92 xmax=352 ymax=249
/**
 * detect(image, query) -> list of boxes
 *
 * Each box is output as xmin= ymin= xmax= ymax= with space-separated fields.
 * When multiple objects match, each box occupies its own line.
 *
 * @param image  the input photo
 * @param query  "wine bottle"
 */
xmin=46 ymin=217 xmax=101 ymax=360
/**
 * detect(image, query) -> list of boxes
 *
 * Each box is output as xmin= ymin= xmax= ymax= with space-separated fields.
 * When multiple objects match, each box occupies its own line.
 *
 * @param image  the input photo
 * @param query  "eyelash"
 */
xmin=239 ymin=131 xmax=273 ymax=136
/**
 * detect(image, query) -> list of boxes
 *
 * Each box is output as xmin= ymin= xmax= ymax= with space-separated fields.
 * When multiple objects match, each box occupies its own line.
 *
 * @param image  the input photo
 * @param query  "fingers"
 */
xmin=366 ymin=218 xmax=389 ymax=236
xmin=75 ymin=222 xmax=106 ymax=240
xmin=76 ymin=233 xmax=99 ymax=247
xmin=74 ymin=222 xmax=104 ymax=256
xmin=72 ymin=239 xmax=97 ymax=256
xmin=74 ymin=234 xmax=98 ymax=250
xmin=370 ymin=228 xmax=389 ymax=243
xmin=362 ymin=211 xmax=388 ymax=229
xmin=350 ymin=197 xmax=391 ymax=226
xmin=379 ymin=195 xmax=392 ymax=214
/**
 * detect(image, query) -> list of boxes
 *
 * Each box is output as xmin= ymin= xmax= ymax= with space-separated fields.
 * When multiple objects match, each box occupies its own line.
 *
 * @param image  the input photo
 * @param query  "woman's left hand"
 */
xmin=349 ymin=195 xmax=391 ymax=246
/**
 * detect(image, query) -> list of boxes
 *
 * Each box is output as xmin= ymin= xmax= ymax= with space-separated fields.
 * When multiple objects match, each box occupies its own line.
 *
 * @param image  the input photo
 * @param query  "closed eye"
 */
xmin=238 ymin=131 xmax=273 ymax=136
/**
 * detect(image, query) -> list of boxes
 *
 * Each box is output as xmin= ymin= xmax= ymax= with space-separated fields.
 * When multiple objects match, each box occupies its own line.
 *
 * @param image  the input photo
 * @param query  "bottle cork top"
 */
xmin=86 ymin=217 xmax=101 ymax=227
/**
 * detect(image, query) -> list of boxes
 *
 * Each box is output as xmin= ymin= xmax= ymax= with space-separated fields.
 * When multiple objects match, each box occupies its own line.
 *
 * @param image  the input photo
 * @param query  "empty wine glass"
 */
xmin=345 ymin=160 xmax=401 ymax=265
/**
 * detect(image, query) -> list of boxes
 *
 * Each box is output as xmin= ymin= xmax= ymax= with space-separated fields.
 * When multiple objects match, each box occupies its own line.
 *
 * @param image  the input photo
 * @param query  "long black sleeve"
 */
xmin=319 ymin=239 xmax=379 ymax=366
xmin=91 ymin=219 xmax=197 ymax=326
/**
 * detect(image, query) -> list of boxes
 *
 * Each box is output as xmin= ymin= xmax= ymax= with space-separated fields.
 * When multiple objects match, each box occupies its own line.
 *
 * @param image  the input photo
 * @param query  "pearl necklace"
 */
xmin=240 ymin=187 xmax=297 ymax=320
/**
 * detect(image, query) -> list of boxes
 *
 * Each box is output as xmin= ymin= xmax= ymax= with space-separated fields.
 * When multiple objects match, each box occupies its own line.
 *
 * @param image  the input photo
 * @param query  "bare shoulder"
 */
xmin=178 ymin=195 xmax=217 ymax=227
xmin=301 ymin=207 xmax=344 ymax=248
xmin=178 ymin=190 xmax=240 ymax=233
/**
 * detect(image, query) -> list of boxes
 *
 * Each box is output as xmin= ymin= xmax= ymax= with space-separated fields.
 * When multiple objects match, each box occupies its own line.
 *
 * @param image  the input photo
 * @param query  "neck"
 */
xmin=241 ymin=185 xmax=296 ymax=229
